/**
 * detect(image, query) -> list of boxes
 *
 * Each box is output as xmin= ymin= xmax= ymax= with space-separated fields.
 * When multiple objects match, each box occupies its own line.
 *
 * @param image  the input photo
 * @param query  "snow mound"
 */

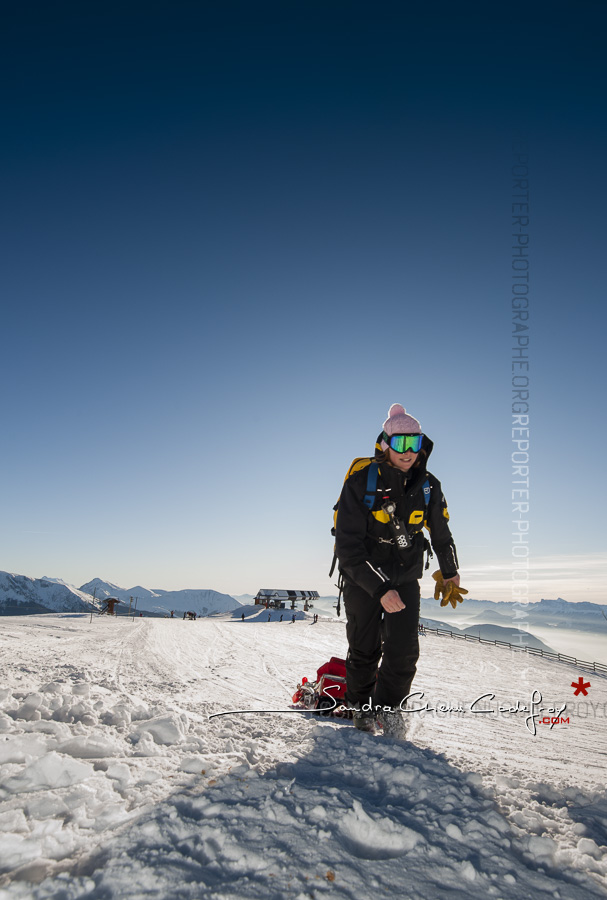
xmin=338 ymin=798 xmax=423 ymax=858
xmin=2 ymin=752 xmax=94 ymax=794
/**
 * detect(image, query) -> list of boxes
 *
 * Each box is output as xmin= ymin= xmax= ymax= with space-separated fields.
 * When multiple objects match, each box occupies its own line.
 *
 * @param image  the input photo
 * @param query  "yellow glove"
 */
xmin=432 ymin=570 xmax=468 ymax=609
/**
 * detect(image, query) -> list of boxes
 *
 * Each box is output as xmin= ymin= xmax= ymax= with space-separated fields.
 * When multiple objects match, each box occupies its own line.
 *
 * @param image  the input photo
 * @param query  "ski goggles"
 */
xmin=383 ymin=432 xmax=424 ymax=454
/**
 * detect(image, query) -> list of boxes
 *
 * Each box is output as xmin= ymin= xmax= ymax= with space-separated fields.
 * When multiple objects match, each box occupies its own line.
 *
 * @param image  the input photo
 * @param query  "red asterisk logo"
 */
xmin=572 ymin=677 xmax=591 ymax=696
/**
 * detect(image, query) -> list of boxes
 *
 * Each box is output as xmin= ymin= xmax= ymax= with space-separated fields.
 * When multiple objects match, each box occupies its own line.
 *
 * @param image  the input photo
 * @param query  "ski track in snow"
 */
xmin=0 ymin=612 xmax=606 ymax=899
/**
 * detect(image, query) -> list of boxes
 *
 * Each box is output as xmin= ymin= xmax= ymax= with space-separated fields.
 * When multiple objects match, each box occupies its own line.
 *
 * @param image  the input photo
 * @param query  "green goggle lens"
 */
xmin=385 ymin=433 xmax=423 ymax=454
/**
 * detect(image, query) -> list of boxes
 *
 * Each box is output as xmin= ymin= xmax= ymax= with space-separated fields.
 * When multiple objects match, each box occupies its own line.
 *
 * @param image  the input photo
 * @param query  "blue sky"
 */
xmin=1 ymin=1 xmax=606 ymax=603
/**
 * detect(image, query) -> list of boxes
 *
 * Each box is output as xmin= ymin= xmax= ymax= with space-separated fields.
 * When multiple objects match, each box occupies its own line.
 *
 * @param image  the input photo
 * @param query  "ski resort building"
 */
xmin=254 ymin=589 xmax=319 ymax=610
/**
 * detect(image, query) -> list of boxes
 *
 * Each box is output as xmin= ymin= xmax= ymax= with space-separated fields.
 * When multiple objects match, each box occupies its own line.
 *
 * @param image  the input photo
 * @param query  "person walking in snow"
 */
xmin=334 ymin=403 xmax=461 ymax=737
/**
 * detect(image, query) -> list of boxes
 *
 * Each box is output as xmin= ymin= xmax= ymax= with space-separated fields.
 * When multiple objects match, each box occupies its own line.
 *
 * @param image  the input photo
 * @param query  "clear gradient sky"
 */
xmin=2 ymin=2 xmax=606 ymax=603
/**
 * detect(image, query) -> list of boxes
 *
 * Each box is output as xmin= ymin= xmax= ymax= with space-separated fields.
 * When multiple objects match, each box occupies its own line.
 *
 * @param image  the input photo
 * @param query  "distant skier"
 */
xmin=241 ymin=612 xmax=245 ymax=621
xmin=334 ymin=403 xmax=464 ymax=737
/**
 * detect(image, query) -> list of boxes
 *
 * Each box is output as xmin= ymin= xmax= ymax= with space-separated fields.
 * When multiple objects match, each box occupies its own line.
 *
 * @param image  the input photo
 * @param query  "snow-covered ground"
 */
xmin=1 ymin=609 xmax=606 ymax=899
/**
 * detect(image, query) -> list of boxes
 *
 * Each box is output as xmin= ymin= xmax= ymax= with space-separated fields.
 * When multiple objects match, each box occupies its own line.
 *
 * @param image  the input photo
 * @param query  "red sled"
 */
xmin=292 ymin=656 xmax=351 ymax=717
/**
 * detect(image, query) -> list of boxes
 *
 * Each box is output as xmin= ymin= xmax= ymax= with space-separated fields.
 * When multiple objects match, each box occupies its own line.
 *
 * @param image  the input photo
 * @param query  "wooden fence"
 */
xmin=422 ymin=626 xmax=607 ymax=675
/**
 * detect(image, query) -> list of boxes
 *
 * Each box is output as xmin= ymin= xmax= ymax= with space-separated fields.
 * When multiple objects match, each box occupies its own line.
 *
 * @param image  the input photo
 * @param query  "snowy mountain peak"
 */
xmin=0 ymin=571 xmax=99 ymax=614
xmin=79 ymin=577 xmax=126 ymax=598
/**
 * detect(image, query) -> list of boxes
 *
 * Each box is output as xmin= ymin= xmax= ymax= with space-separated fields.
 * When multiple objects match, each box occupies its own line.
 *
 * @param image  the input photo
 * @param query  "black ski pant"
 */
xmin=343 ymin=580 xmax=420 ymax=710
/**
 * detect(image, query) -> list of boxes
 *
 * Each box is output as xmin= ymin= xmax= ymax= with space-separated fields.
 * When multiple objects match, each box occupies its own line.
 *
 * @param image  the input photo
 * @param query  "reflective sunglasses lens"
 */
xmin=390 ymin=434 xmax=423 ymax=453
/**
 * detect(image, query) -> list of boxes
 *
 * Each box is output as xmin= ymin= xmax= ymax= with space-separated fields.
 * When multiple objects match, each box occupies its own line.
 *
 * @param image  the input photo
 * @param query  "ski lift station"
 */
xmin=99 ymin=597 xmax=121 ymax=616
xmin=254 ymin=589 xmax=319 ymax=610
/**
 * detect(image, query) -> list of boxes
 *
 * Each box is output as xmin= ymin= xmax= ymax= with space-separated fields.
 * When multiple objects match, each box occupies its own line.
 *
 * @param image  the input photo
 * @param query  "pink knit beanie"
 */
xmin=380 ymin=403 xmax=422 ymax=450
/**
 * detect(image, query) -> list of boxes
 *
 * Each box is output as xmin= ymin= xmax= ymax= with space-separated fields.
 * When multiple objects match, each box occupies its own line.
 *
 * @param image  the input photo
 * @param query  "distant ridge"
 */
xmin=419 ymin=595 xmax=607 ymax=633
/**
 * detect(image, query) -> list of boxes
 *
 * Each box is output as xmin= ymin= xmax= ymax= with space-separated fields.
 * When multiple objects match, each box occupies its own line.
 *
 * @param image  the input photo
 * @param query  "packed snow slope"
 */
xmin=0 ymin=612 xmax=606 ymax=899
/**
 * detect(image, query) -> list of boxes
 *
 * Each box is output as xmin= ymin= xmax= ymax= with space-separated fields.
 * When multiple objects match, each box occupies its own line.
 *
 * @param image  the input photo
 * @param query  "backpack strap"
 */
xmin=423 ymin=478 xmax=431 ymax=508
xmin=422 ymin=478 xmax=433 ymax=570
xmin=363 ymin=463 xmax=379 ymax=509
xmin=329 ymin=551 xmax=338 ymax=579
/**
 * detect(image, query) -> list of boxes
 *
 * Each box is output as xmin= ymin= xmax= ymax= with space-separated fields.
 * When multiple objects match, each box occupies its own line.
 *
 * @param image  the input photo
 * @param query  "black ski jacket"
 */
xmin=335 ymin=434 xmax=458 ymax=601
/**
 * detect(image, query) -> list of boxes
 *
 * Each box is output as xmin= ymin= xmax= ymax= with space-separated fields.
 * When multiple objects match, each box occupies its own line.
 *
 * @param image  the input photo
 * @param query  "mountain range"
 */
xmin=418 ymin=595 xmax=607 ymax=633
xmin=2 ymin=572 xmax=605 ymax=642
xmin=0 ymin=572 xmax=239 ymax=618
xmin=79 ymin=577 xmax=239 ymax=617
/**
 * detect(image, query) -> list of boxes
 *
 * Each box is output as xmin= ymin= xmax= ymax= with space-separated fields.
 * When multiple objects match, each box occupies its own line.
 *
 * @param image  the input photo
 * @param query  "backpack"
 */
xmin=329 ymin=458 xmax=432 ymax=614
xmin=291 ymin=657 xmax=350 ymax=717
